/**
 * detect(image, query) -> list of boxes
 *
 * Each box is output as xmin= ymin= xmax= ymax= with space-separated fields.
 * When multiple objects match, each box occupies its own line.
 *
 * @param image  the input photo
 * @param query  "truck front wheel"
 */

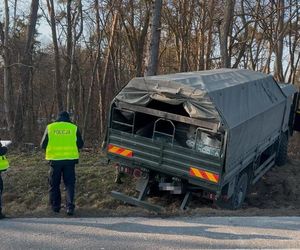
xmin=275 ymin=133 xmax=288 ymax=166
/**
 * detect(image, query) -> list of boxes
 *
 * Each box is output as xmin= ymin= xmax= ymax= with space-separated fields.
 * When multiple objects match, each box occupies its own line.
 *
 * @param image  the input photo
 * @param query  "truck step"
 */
xmin=111 ymin=191 xmax=164 ymax=213
xmin=252 ymin=153 xmax=276 ymax=184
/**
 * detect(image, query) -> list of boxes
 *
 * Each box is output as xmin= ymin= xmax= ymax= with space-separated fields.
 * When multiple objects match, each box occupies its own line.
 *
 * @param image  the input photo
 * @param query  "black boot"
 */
xmin=66 ymin=208 xmax=74 ymax=216
xmin=0 ymin=209 xmax=5 ymax=219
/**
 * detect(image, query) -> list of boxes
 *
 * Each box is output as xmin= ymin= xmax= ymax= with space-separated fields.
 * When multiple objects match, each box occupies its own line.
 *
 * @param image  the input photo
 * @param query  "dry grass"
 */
xmin=2 ymin=150 xmax=140 ymax=217
xmin=2 ymin=132 xmax=300 ymax=217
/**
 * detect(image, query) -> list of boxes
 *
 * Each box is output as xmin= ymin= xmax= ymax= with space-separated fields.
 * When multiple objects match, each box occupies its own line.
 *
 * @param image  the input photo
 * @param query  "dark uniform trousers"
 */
xmin=0 ymin=172 xmax=3 ymax=211
xmin=49 ymin=164 xmax=76 ymax=211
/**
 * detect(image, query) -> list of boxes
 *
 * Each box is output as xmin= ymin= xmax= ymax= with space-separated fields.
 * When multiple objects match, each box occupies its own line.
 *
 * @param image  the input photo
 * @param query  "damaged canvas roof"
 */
xmin=114 ymin=68 xmax=298 ymax=172
xmin=115 ymin=68 xmax=287 ymax=129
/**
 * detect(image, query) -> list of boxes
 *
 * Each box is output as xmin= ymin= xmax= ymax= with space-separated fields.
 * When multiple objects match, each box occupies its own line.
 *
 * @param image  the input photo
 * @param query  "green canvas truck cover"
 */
xmin=115 ymin=69 xmax=296 ymax=173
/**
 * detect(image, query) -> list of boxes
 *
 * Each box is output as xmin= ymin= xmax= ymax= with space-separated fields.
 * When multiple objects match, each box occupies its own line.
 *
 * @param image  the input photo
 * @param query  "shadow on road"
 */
xmin=7 ymin=218 xmax=290 ymax=240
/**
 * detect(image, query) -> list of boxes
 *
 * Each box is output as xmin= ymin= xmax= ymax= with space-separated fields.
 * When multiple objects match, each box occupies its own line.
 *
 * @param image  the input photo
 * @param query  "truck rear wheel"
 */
xmin=231 ymin=173 xmax=248 ymax=209
xmin=275 ymin=133 xmax=288 ymax=166
xmin=217 ymin=172 xmax=248 ymax=210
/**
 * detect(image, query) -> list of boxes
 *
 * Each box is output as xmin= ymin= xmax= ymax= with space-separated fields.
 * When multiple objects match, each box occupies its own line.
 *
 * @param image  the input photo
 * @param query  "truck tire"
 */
xmin=275 ymin=133 xmax=288 ymax=166
xmin=216 ymin=172 xmax=248 ymax=210
xmin=231 ymin=172 xmax=248 ymax=209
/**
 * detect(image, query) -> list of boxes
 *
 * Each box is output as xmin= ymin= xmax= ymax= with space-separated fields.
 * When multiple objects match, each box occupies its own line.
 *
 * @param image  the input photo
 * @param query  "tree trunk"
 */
xmin=287 ymin=0 xmax=300 ymax=84
xmin=136 ymin=12 xmax=150 ymax=77
xmin=66 ymin=0 xmax=72 ymax=81
xmin=46 ymin=0 xmax=64 ymax=112
xmin=197 ymin=1 xmax=206 ymax=71
xmin=1 ymin=0 xmax=14 ymax=136
xmin=82 ymin=0 xmax=102 ymax=139
xmin=66 ymin=29 xmax=76 ymax=113
xmin=248 ymin=1 xmax=260 ymax=70
xmin=232 ymin=1 xmax=249 ymax=68
xmin=179 ymin=1 xmax=188 ymax=72
xmin=119 ymin=2 xmax=150 ymax=77
xmin=263 ymin=41 xmax=273 ymax=74
xmin=99 ymin=12 xmax=118 ymax=138
xmin=66 ymin=1 xmax=83 ymax=116
xmin=205 ymin=0 xmax=215 ymax=70
xmin=274 ymin=0 xmax=285 ymax=82
xmin=144 ymin=0 xmax=162 ymax=76
xmin=14 ymin=0 xmax=39 ymax=143
xmin=220 ymin=0 xmax=235 ymax=68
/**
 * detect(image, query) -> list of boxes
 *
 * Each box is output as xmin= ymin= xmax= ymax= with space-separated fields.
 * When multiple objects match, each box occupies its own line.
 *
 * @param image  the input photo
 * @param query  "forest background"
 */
xmin=1 ymin=0 xmax=300 ymax=146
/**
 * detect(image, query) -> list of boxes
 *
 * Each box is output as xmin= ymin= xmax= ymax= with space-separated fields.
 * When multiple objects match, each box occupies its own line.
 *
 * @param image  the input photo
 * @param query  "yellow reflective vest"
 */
xmin=45 ymin=122 xmax=79 ymax=160
xmin=0 ymin=155 xmax=9 ymax=171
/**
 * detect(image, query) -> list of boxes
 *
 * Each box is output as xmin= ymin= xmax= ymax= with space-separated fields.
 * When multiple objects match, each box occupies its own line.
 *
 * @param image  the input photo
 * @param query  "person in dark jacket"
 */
xmin=41 ymin=111 xmax=84 ymax=215
xmin=0 ymin=141 xmax=9 ymax=219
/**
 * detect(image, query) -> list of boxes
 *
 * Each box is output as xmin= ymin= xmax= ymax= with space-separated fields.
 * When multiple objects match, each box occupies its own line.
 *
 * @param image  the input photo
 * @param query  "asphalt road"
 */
xmin=0 ymin=217 xmax=299 ymax=249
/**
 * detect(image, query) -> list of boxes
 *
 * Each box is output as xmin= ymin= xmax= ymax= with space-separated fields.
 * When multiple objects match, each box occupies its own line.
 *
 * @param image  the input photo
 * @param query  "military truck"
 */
xmin=105 ymin=69 xmax=299 ymax=211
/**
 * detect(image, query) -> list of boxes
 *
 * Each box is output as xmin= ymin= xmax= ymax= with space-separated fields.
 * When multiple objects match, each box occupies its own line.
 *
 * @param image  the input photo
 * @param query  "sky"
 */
xmin=37 ymin=19 xmax=52 ymax=46
xmin=0 ymin=0 xmax=53 ymax=46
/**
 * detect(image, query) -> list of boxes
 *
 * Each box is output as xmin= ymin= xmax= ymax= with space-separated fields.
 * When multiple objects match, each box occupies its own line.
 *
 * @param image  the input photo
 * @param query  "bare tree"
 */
xmin=120 ymin=0 xmax=151 ymax=76
xmin=205 ymin=0 xmax=215 ymax=70
xmin=232 ymin=0 xmax=249 ymax=68
xmin=99 ymin=11 xmax=119 ymax=137
xmin=287 ymin=0 xmax=300 ymax=84
xmin=164 ymin=0 xmax=195 ymax=72
xmin=66 ymin=0 xmax=83 ymax=114
xmin=46 ymin=0 xmax=64 ymax=112
xmin=195 ymin=0 xmax=207 ymax=71
xmin=273 ymin=0 xmax=285 ymax=81
xmin=83 ymin=0 xmax=103 ymax=139
xmin=13 ymin=0 xmax=39 ymax=142
xmin=220 ymin=0 xmax=235 ymax=68
xmin=144 ymin=0 xmax=163 ymax=76
xmin=0 ymin=0 xmax=14 ymax=135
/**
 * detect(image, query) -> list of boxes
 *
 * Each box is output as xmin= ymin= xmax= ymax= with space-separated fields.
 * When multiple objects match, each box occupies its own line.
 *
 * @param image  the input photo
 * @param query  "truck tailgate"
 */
xmin=107 ymin=129 xmax=223 ymax=192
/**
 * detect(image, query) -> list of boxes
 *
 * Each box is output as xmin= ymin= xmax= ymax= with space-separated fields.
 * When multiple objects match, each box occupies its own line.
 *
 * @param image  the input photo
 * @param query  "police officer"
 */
xmin=41 ymin=111 xmax=84 ymax=215
xmin=0 ymin=141 xmax=9 ymax=219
